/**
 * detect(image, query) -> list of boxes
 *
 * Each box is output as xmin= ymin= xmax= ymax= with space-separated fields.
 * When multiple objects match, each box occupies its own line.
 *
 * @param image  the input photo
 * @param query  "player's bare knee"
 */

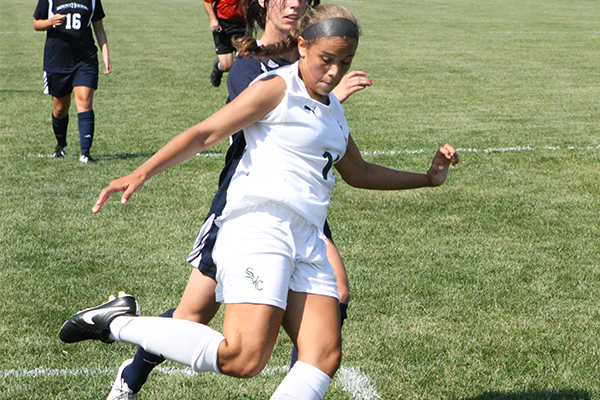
xmin=219 ymin=57 xmax=234 ymax=72
xmin=75 ymin=102 xmax=92 ymax=113
xmin=225 ymin=358 xmax=266 ymax=378
xmin=338 ymin=290 xmax=350 ymax=305
xmin=319 ymin=343 xmax=342 ymax=376
xmin=172 ymin=308 xmax=205 ymax=324
xmin=328 ymin=346 xmax=342 ymax=374
xmin=218 ymin=342 xmax=269 ymax=378
xmin=53 ymin=105 xmax=69 ymax=119
xmin=300 ymin=342 xmax=341 ymax=377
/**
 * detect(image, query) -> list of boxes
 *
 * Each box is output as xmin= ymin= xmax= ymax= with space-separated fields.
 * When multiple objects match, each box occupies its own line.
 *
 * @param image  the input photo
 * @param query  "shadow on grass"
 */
xmin=19 ymin=150 xmax=225 ymax=160
xmin=0 ymin=89 xmax=39 ymax=93
xmin=101 ymin=150 xmax=224 ymax=160
xmin=458 ymin=389 xmax=591 ymax=400
xmin=102 ymin=152 xmax=156 ymax=160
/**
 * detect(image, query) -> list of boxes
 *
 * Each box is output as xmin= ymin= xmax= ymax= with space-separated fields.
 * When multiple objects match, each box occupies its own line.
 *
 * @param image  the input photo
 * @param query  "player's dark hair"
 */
xmin=237 ymin=4 xmax=359 ymax=59
xmin=235 ymin=0 xmax=321 ymax=56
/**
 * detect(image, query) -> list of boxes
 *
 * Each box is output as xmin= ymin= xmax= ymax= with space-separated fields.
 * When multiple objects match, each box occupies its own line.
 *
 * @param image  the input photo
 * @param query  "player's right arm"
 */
xmin=203 ymin=0 xmax=221 ymax=32
xmin=34 ymin=14 xmax=66 ymax=31
xmin=93 ymin=75 xmax=286 ymax=213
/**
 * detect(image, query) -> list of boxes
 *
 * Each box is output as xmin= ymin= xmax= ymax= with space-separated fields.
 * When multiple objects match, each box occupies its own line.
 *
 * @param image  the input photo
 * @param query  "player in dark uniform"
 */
xmin=34 ymin=0 xmax=111 ymax=163
xmin=203 ymin=0 xmax=246 ymax=87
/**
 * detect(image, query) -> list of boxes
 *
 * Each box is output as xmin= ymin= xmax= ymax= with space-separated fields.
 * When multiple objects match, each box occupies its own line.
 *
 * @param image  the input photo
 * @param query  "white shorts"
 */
xmin=212 ymin=202 xmax=339 ymax=310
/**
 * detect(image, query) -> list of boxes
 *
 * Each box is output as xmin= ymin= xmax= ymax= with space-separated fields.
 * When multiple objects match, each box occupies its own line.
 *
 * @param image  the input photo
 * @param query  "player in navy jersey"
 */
xmin=60 ymin=6 xmax=459 ymax=399
xmin=34 ymin=0 xmax=111 ymax=163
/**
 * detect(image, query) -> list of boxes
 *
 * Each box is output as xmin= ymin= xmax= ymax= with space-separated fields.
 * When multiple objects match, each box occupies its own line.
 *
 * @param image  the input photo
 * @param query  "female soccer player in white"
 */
xmin=107 ymin=2 xmax=372 ymax=398
xmin=60 ymin=4 xmax=459 ymax=400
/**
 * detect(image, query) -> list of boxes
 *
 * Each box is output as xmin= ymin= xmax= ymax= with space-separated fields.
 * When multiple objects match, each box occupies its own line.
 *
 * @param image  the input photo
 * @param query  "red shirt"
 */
xmin=204 ymin=0 xmax=244 ymax=24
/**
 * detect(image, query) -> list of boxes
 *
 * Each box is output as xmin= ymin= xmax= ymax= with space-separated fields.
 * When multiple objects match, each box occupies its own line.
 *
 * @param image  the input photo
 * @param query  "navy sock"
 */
xmin=78 ymin=110 xmax=94 ymax=155
xmin=122 ymin=308 xmax=175 ymax=393
xmin=52 ymin=114 xmax=68 ymax=148
xmin=290 ymin=302 xmax=348 ymax=369
xmin=339 ymin=302 xmax=348 ymax=328
xmin=290 ymin=346 xmax=299 ymax=369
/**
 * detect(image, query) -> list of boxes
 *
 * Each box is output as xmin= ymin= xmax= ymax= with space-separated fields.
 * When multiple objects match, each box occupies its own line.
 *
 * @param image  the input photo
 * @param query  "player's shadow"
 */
xmin=100 ymin=150 xmax=223 ymax=160
xmin=102 ymin=152 xmax=156 ymax=160
xmin=456 ymin=388 xmax=591 ymax=400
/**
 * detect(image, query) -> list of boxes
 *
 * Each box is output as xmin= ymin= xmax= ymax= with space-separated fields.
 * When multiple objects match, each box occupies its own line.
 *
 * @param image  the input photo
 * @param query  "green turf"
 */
xmin=1 ymin=0 xmax=600 ymax=399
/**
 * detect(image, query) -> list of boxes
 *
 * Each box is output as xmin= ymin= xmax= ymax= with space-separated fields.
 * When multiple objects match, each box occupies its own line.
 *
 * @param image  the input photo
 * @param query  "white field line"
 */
xmin=1 ymin=366 xmax=114 ymax=377
xmin=20 ymin=144 xmax=600 ymax=160
xmin=1 ymin=365 xmax=381 ymax=400
xmin=337 ymin=366 xmax=383 ymax=400
xmin=361 ymin=144 xmax=600 ymax=156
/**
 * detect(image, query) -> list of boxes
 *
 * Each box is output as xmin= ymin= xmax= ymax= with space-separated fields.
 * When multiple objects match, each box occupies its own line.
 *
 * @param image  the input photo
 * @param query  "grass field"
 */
xmin=2 ymin=0 xmax=600 ymax=399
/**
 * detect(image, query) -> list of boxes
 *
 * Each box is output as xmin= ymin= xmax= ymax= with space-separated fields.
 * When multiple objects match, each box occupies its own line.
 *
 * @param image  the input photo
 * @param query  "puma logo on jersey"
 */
xmin=304 ymin=105 xmax=316 ymax=115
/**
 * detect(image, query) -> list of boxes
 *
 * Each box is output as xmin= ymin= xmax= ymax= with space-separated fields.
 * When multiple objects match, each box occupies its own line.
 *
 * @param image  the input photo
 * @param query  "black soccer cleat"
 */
xmin=210 ymin=58 xmax=223 ymax=87
xmin=59 ymin=292 xmax=140 ymax=344
xmin=53 ymin=145 xmax=67 ymax=158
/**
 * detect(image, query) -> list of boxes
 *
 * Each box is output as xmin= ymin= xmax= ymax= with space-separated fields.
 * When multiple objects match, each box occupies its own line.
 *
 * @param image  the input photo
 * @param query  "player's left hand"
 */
xmin=102 ymin=59 xmax=111 ymax=75
xmin=332 ymin=71 xmax=372 ymax=103
xmin=427 ymin=144 xmax=459 ymax=186
xmin=101 ymin=48 xmax=111 ymax=74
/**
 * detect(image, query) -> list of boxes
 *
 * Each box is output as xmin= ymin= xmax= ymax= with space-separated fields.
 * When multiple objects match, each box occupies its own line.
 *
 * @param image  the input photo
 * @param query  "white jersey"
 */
xmin=219 ymin=61 xmax=350 ymax=229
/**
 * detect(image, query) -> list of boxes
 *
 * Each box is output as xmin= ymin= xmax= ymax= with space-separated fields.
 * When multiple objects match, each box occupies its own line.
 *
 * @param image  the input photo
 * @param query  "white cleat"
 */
xmin=106 ymin=358 xmax=137 ymax=400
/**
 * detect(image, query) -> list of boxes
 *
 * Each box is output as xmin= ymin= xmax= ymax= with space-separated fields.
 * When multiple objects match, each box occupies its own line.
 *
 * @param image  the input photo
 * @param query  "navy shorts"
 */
xmin=44 ymin=58 xmax=99 ymax=98
xmin=213 ymin=18 xmax=246 ymax=55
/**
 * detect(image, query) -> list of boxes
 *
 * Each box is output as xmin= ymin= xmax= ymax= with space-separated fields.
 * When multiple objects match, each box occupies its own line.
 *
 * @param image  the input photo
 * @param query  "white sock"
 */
xmin=109 ymin=316 xmax=225 ymax=373
xmin=270 ymin=361 xmax=331 ymax=400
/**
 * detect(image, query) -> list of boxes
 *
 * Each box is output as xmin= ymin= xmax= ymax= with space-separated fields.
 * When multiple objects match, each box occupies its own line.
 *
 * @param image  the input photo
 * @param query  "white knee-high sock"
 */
xmin=109 ymin=316 xmax=225 ymax=373
xmin=270 ymin=361 xmax=331 ymax=400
